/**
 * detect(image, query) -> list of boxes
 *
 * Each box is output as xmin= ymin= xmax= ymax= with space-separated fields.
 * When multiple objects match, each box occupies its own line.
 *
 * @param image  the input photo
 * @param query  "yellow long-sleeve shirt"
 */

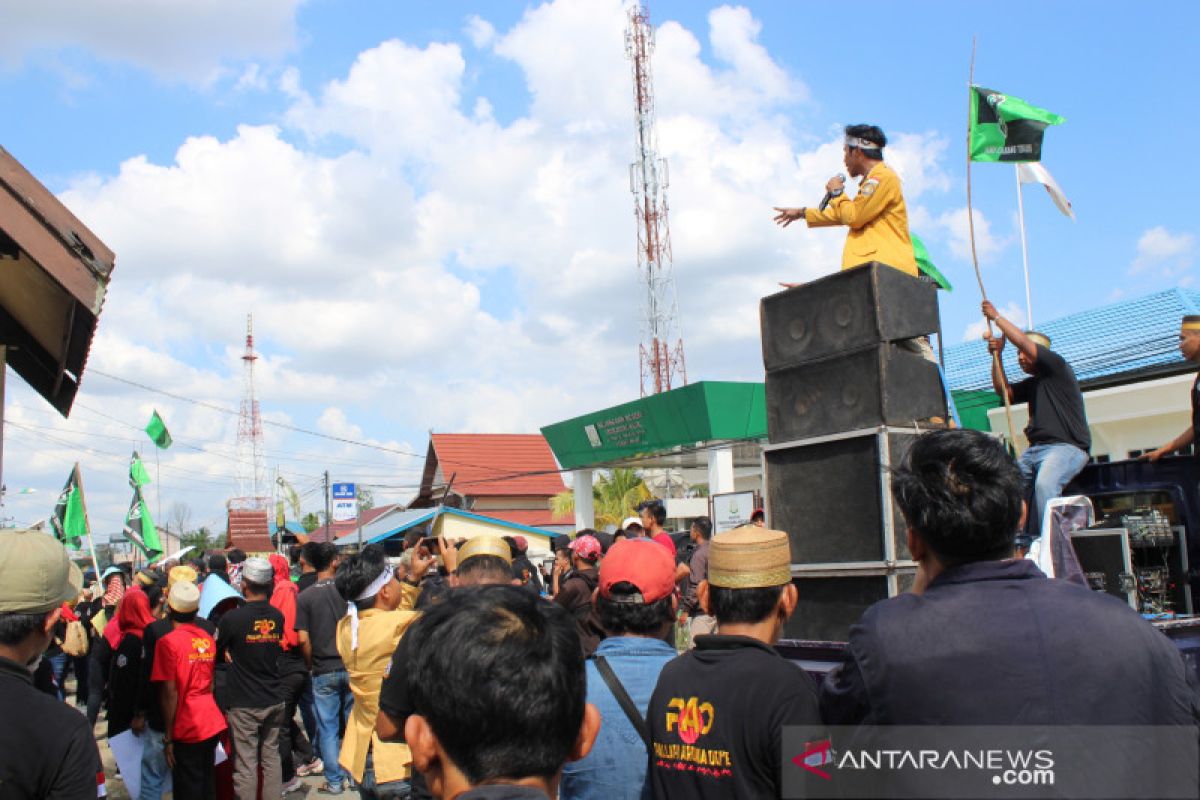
xmin=334 ymin=580 xmax=421 ymax=785
xmin=804 ymin=161 xmax=917 ymax=275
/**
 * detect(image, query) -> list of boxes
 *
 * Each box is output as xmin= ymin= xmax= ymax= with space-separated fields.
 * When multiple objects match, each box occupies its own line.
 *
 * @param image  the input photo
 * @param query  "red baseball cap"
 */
xmin=599 ymin=539 xmax=676 ymax=603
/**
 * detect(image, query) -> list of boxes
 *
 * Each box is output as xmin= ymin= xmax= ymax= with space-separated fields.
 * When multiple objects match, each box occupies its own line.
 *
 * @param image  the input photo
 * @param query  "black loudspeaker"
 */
xmin=765 ymin=344 xmax=945 ymax=443
xmin=766 ymin=430 xmax=916 ymax=564
xmin=785 ymin=575 xmax=889 ymax=642
xmin=760 ymin=262 xmax=939 ymax=371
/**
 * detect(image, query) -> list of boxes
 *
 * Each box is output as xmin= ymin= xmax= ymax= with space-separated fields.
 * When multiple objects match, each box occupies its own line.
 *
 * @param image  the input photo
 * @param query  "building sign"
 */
xmin=332 ymin=482 xmax=357 ymax=522
xmin=541 ymin=381 xmax=767 ymax=470
xmin=711 ymin=490 xmax=757 ymax=532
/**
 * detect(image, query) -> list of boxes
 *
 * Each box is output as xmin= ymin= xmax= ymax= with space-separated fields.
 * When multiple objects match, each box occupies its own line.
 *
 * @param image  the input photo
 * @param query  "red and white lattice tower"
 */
xmin=235 ymin=314 xmax=268 ymax=509
xmin=625 ymin=2 xmax=687 ymax=396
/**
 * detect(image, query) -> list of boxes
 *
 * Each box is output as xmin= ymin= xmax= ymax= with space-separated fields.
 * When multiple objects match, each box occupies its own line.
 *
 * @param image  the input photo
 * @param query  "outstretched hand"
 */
xmin=773 ymin=207 xmax=805 ymax=228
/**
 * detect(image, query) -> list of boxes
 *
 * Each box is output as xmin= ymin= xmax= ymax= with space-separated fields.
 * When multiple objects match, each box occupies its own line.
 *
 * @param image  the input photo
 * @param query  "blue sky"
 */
xmin=1 ymin=0 xmax=1195 ymax=535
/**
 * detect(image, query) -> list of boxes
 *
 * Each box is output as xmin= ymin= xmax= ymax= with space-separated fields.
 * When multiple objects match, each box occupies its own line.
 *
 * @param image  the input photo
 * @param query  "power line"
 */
xmin=86 ymin=369 xmax=545 ymax=478
xmin=89 ymin=369 xmax=433 ymax=459
xmin=72 ymin=401 xmax=421 ymax=473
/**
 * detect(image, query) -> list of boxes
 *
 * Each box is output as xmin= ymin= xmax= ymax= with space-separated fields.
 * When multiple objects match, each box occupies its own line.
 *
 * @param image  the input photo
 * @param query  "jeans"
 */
xmin=1017 ymin=442 xmax=1090 ymax=548
xmin=358 ymin=751 xmax=412 ymax=800
xmin=312 ymin=669 xmax=353 ymax=789
xmin=140 ymin=728 xmax=170 ymax=800
xmin=299 ymin=673 xmax=320 ymax=760
xmin=48 ymin=652 xmax=67 ymax=701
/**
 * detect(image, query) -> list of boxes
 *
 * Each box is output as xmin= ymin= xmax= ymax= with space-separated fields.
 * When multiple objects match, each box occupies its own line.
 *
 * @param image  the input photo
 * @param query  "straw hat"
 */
xmin=457 ymin=536 xmax=513 ymax=568
xmin=708 ymin=526 xmax=791 ymax=589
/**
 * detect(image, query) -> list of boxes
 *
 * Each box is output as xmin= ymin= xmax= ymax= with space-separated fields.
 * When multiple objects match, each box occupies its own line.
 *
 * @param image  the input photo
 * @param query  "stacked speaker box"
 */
xmin=759 ymin=262 xmax=946 ymax=642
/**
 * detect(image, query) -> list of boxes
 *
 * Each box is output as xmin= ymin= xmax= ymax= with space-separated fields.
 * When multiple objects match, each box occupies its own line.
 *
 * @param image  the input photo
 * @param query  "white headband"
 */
xmin=845 ymin=135 xmax=882 ymax=150
xmin=344 ymin=565 xmax=394 ymax=651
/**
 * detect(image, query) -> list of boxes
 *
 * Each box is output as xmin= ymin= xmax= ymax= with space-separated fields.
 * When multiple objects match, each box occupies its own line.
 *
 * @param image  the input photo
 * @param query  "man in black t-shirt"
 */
xmin=296 ymin=545 xmax=353 ymax=793
xmin=984 ymin=301 xmax=1091 ymax=549
xmin=217 ymin=557 xmax=286 ymax=799
xmin=647 ymin=526 xmax=822 ymax=799
xmin=1146 ymin=314 xmax=1200 ymax=465
xmin=0 ymin=530 xmax=106 ymax=799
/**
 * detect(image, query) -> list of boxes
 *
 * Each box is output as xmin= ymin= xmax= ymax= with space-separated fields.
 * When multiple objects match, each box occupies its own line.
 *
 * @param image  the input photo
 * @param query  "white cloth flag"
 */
xmin=1017 ymin=161 xmax=1075 ymax=220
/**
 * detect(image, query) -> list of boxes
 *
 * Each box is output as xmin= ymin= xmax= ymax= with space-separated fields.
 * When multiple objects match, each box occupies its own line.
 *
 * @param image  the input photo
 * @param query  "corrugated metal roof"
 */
xmin=424 ymin=433 xmax=566 ymax=498
xmin=944 ymin=288 xmax=1200 ymax=391
xmin=332 ymin=506 xmax=559 ymax=548
xmin=308 ymin=504 xmax=401 ymax=543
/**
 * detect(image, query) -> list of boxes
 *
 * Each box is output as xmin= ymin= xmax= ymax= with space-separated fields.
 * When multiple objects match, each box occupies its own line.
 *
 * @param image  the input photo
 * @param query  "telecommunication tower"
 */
xmin=234 ymin=314 xmax=268 ymax=509
xmin=625 ymin=2 xmax=687 ymax=396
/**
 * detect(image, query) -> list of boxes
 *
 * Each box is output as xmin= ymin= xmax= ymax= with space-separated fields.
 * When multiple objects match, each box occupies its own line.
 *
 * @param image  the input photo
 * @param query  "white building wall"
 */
xmin=986 ymin=372 xmax=1193 ymax=460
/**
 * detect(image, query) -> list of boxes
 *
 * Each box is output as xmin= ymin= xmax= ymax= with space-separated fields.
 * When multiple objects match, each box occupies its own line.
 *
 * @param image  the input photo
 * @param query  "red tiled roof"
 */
xmin=484 ymin=509 xmax=573 ymax=528
xmin=309 ymin=504 xmax=399 ymax=543
xmin=425 ymin=434 xmax=566 ymax=498
xmin=227 ymin=509 xmax=273 ymax=554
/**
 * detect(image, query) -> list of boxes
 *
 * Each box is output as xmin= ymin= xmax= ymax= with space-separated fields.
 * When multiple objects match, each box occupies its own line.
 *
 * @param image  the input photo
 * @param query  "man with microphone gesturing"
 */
xmin=774 ymin=124 xmax=917 ymax=279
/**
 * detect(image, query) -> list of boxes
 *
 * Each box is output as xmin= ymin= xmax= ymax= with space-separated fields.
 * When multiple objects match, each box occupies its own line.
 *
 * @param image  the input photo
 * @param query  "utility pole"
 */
xmin=323 ymin=470 xmax=331 ymax=542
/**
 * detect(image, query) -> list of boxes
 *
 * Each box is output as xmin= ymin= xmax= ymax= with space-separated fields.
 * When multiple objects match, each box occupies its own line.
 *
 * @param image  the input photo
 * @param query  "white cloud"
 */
xmin=0 ymin=0 xmax=302 ymax=85
xmin=464 ymin=15 xmax=497 ymax=48
xmin=937 ymin=206 xmax=1006 ymax=263
xmin=21 ymin=0 xmax=956 ymax=530
xmin=1131 ymin=226 xmax=1195 ymax=277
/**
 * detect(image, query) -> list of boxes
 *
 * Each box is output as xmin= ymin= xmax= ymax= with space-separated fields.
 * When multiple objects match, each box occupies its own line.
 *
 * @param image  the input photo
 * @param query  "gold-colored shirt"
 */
xmin=804 ymin=162 xmax=917 ymax=275
xmin=334 ymin=582 xmax=420 ymax=784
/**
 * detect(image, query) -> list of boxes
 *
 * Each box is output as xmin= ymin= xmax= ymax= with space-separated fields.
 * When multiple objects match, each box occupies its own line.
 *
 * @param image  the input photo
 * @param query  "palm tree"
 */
xmin=550 ymin=468 xmax=652 ymax=530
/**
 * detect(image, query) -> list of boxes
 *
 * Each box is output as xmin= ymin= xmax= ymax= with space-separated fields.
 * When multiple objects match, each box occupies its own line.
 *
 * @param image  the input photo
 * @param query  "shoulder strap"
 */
xmin=593 ymin=655 xmax=650 ymax=750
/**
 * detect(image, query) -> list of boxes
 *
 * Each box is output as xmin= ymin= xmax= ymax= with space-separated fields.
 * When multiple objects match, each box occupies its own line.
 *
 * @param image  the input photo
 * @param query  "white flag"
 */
xmin=1017 ymin=162 xmax=1075 ymax=220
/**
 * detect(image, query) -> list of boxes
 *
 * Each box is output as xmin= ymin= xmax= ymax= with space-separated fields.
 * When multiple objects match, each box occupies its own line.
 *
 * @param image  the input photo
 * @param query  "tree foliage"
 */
xmin=550 ymin=468 xmax=652 ymax=529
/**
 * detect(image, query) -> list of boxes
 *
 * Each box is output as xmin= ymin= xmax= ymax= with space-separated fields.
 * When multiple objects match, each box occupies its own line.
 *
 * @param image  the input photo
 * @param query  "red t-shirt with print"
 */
xmin=151 ymin=622 xmax=227 ymax=743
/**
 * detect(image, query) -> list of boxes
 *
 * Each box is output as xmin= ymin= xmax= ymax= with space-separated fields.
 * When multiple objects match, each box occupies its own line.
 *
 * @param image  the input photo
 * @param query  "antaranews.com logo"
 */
xmin=794 ymin=740 xmax=1055 ymax=786
xmin=782 ymin=725 xmax=1198 ymax=799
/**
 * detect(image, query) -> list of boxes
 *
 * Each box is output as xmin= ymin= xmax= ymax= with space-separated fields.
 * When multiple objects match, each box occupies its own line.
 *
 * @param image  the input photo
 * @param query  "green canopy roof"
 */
xmin=541 ymin=381 xmax=766 ymax=471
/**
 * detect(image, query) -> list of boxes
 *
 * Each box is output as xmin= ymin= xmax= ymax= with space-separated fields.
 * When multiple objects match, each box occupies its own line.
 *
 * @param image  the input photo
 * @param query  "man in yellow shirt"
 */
xmin=332 ymin=544 xmax=432 ymax=798
xmin=774 ymin=124 xmax=917 ymax=276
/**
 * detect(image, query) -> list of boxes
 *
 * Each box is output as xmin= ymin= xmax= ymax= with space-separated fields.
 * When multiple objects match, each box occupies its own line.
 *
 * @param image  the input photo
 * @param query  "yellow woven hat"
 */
xmin=708 ymin=526 xmax=791 ymax=589
xmin=457 ymin=536 xmax=513 ymax=568
xmin=1182 ymin=315 xmax=1200 ymax=333
xmin=167 ymin=565 xmax=197 ymax=589
xmin=1024 ymin=331 xmax=1051 ymax=348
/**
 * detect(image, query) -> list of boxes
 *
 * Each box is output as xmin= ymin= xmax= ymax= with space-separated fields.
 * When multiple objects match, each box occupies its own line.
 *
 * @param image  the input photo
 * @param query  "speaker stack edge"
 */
xmin=759 ymin=262 xmax=945 ymax=641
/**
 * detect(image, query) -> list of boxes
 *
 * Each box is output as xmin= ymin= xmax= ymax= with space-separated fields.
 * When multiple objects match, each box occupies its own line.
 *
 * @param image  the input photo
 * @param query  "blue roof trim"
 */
xmin=333 ymin=506 xmax=558 ymax=547
xmin=944 ymin=288 xmax=1200 ymax=391
xmin=334 ymin=508 xmax=438 ymax=547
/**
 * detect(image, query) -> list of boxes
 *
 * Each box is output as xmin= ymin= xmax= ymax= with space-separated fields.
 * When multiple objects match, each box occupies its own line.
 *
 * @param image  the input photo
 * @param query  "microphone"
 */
xmin=819 ymin=173 xmax=846 ymax=211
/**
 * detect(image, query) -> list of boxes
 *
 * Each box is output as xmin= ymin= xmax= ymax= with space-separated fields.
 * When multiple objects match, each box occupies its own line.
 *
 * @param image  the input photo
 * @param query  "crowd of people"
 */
xmin=1 ymin=428 xmax=1198 ymax=799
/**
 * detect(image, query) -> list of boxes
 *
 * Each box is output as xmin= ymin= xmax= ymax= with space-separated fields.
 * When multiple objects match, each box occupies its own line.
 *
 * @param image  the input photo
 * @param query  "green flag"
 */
xmin=50 ymin=464 xmax=88 ymax=550
xmin=145 ymin=410 xmax=172 ymax=449
xmin=123 ymin=487 xmax=162 ymax=559
xmin=911 ymin=233 xmax=953 ymax=291
xmin=969 ymin=86 xmax=1064 ymax=163
xmin=129 ymin=451 xmax=152 ymax=489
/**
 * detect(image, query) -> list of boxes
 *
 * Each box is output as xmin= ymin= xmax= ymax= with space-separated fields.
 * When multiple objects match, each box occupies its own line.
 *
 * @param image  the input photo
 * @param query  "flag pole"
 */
xmin=154 ymin=446 xmax=162 ymax=529
xmin=966 ymin=38 xmax=1021 ymax=453
xmin=74 ymin=463 xmax=104 ymax=585
xmin=1016 ymin=164 xmax=1033 ymax=327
